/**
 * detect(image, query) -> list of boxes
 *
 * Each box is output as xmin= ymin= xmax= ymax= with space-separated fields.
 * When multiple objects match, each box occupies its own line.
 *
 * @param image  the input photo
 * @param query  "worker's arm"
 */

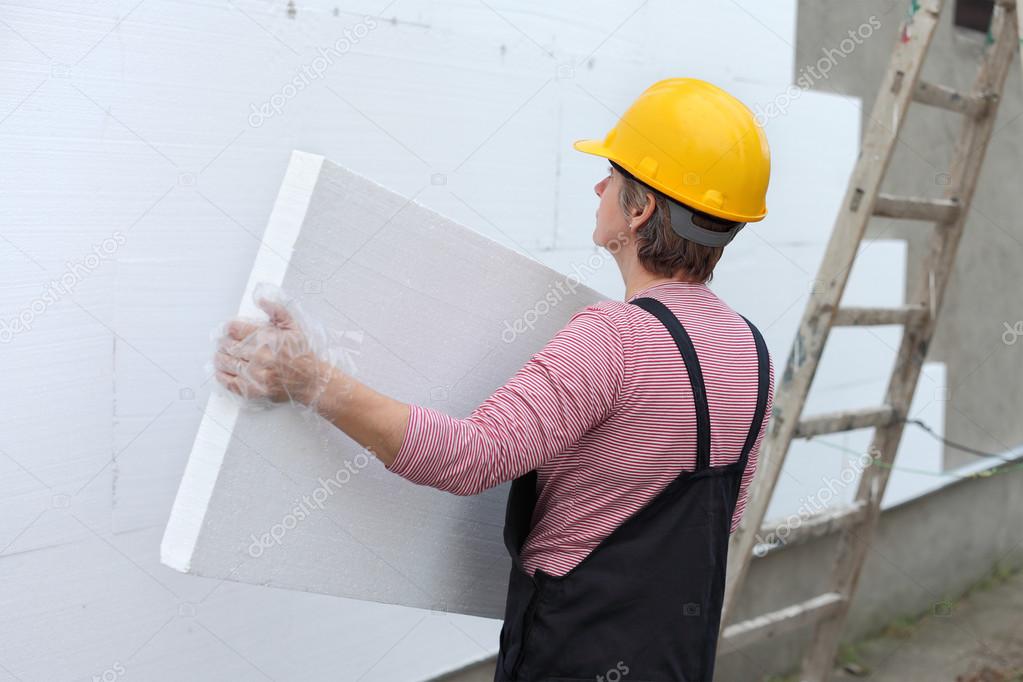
xmin=215 ymin=297 xmax=625 ymax=495
xmin=308 ymin=369 xmax=410 ymax=467
xmin=379 ymin=304 xmax=626 ymax=494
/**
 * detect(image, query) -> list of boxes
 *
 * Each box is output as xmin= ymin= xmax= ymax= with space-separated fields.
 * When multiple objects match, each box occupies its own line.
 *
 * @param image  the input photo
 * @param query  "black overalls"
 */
xmin=494 ymin=297 xmax=770 ymax=682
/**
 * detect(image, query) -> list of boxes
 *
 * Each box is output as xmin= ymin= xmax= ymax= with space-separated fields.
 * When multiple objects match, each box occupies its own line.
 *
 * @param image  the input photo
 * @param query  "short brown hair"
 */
xmin=614 ymin=165 xmax=739 ymax=284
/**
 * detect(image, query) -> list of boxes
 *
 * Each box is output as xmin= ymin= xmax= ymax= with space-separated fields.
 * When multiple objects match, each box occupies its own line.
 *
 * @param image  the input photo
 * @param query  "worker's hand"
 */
xmin=213 ymin=289 xmax=335 ymax=408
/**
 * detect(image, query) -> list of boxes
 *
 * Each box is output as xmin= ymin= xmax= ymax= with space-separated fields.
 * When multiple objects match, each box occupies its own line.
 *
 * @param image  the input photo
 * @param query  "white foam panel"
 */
xmin=161 ymin=151 xmax=606 ymax=619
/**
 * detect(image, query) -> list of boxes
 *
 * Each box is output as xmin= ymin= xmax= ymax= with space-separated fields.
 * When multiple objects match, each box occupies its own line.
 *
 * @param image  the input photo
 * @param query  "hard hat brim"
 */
xmin=572 ymin=138 xmax=610 ymax=158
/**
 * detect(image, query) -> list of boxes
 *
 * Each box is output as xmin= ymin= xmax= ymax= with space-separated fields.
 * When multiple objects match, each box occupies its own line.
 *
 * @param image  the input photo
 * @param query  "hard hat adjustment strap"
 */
xmin=667 ymin=199 xmax=745 ymax=247
xmin=610 ymin=161 xmax=745 ymax=247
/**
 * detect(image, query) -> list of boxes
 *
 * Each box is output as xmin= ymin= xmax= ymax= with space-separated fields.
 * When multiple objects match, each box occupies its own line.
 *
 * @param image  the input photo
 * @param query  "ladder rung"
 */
xmin=832 ymin=304 xmax=928 ymax=327
xmin=913 ymin=79 xmax=990 ymax=116
xmin=873 ymin=193 xmax=961 ymax=222
xmin=720 ymin=592 xmax=847 ymax=654
xmin=754 ymin=502 xmax=869 ymax=557
xmin=795 ymin=406 xmax=897 ymax=439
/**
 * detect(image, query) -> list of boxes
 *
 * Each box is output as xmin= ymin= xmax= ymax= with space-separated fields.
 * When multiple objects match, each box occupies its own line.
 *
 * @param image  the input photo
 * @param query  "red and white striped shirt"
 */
xmin=386 ymin=280 xmax=775 ymax=577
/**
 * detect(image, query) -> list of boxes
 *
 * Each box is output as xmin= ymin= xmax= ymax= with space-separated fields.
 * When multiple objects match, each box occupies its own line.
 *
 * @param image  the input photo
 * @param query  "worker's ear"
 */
xmin=628 ymin=191 xmax=657 ymax=232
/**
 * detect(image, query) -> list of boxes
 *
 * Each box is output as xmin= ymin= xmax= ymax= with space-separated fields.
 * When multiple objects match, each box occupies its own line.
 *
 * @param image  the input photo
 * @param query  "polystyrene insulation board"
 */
xmin=161 ymin=150 xmax=605 ymax=619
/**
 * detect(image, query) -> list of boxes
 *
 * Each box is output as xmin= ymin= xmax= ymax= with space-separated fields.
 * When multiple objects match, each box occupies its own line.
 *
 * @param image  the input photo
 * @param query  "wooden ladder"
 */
xmin=717 ymin=1 xmax=1020 ymax=679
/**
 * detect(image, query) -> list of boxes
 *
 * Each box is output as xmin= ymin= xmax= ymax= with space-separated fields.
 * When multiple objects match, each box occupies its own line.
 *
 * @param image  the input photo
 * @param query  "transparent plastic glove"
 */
xmin=212 ymin=283 xmax=340 ymax=411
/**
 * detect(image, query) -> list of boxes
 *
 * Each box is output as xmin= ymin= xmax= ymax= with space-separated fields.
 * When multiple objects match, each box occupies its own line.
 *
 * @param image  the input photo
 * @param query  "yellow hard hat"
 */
xmin=573 ymin=78 xmax=770 ymax=233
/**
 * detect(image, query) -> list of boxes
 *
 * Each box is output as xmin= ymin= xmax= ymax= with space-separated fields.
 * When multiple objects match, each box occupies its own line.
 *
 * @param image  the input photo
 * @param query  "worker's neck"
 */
xmin=620 ymin=259 xmax=694 ymax=300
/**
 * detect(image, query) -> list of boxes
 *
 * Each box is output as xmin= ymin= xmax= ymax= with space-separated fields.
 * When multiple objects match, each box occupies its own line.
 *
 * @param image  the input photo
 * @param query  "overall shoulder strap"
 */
xmin=737 ymin=315 xmax=770 ymax=472
xmin=630 ymin=297 xmax=712 ymax=471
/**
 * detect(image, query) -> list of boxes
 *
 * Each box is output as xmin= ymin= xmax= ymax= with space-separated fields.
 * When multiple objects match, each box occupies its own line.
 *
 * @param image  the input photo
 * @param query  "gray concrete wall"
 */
xmin=794 ymin=0 xmax=1023 ymax=470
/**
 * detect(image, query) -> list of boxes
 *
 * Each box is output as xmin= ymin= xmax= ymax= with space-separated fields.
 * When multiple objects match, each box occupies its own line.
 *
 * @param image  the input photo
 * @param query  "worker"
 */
xmin=214 ymin=77 xmax=775 ymax=681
